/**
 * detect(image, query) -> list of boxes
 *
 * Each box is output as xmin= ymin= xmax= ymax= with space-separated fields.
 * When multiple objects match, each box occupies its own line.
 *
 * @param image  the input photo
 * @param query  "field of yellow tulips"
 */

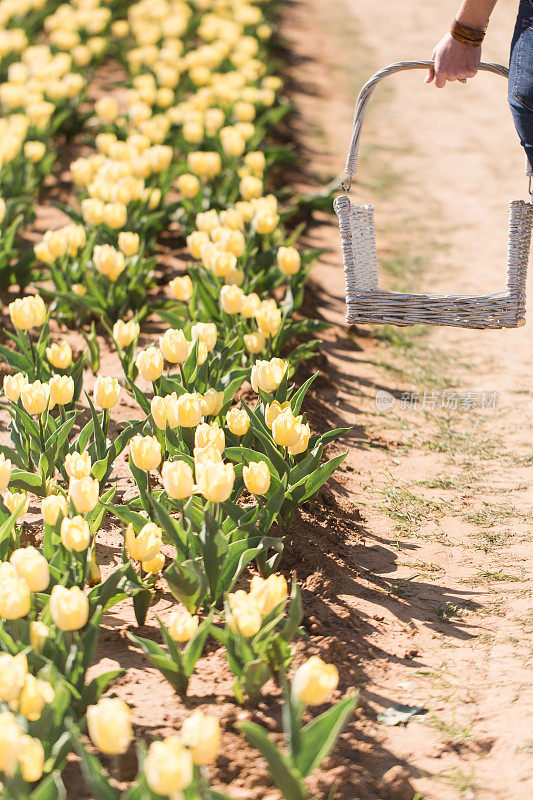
xmin=0 ymin=0 xmax=355 ymax=797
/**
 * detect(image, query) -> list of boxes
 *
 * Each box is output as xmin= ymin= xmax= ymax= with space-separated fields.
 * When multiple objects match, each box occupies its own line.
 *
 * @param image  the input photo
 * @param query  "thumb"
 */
xmin=425 ymin=64 xmax=435 ymax=83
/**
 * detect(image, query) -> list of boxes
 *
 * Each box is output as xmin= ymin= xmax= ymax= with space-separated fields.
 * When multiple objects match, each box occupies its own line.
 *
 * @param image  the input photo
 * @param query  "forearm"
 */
xmin=455 ymin=0 xmax=499 ymax=30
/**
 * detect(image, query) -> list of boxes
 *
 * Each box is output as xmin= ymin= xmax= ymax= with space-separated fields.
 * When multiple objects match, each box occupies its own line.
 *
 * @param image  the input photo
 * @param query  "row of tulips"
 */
xmin=0 ymin=0 xmax=351 ymax=797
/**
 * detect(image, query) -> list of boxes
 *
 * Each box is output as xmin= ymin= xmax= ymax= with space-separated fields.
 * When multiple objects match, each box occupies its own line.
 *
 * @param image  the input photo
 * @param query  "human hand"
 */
xmin=426 ymin=33 xmax=481 ymax=88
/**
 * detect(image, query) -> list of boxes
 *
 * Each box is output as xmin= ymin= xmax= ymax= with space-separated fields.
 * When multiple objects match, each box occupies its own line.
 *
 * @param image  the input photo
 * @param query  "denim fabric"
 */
xmin=509 ymin=1 xmax=533 ymax=167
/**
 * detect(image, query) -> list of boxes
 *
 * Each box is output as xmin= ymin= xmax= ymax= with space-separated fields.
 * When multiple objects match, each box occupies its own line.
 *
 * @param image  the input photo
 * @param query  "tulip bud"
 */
xmin=169 ymin=275 xmax=193 ymax=302
xmin=166 ymin=607 xmax=199 ymax=642
xmin=65 ymin=451 xmax=91 ymax=480
xmin=30 ymin=621 xmax=49 ymax=653
xmin=68 ymin=477 xmax=99 ymax=514
xmin=136 ymin=346 xmax=164 ymax=381
xmin=151 ymin=393 xmax=180 ymax=430
xmin=256 ymin=304 xmax=281 ymax=338
xmin=3 ymin=372 xmax=28 ymax=402
xmin=159 ymin=329 xmax=190 ymax=364
xmin=251 ymin=358 xmax=286 ymax=393
xmin=0 ymin=454 xmax=12 ymax=491
xmin=226 ymin=407 xmax=250 ymax=436
xmin=10 ymin=547 xmax=49 ymax=592
xmin=125 ymin=522 xmax=162 ymax=561
xmin=21 ymin=380 xmax=49 ymax=415
xmin=264 ymin=400 xmax=290 ymax=429
xmin=144 ymin=735 xmax=194 ymax=796
xmin=162 ymin=460 xmax=194 ymax=500
xmin=177 ymin=173 xmax=200 ymax=198
xmin=197 ymin=461 xmax=234 ymax=503
xmin=243 ymin=460 xmax=271 ymax=495
xmin=104 ymin=202 xmax=128 ymax=229
xmin=292 ymin=656 xmax=339 ymax=706
xmin=49 ymin=375 xmax=74 ymax=406
xmin=42 ymin=494 xmax=68 ymax=526
xmin=50 ymin=585 xmax=89 ymax=631
xmin=239 ymin=174 xmax=262 ymax=200
xmin=93 ymin=375 xmax=121 ymax=409
xmin=18 ymin=674 xmax=55 ymax=721
xmin=95 ymin=95 xmax=119 ymax=124
xmin=130 ymin=435 xmax=162 ymax=471
xmin=176 ymin=392 xmax=203 ymax=428
xmin=181 ymin=711 xmax=221 ymax=765
xmin=113 ymin=319 xmax=139 ymax=348
xmin=118 ymin=231 xmax=140 ymax=256
xmin=87 ymin=697 xmax=133 ymax=755
xmin=18 ymin=735 xmax=45 ymax=783
xmin=0 ymin=575 xmax=31 ymax=620
xmin=187 ymin=231 xmax=209 ymax=259
xmin=288 ymin=422 xmax=311 ymax=456
xmin=240 ymin=292 xmax=261 ymax=318
xmin=272 ymin=408 xmax=301 ymax=448
xmin=195 ymin=422 xmax=225 ymax=453
xmin=0 ymin=652 xmax=27 ymax=702
xmin=46 ymin=341 xmax=72 ymax=369
xmin=142 ymin=552 xmax=165 ymax=574
xmin=82 ymin=198 xmax=105 ymax=226
xmin=60 ymin=516 xmax=91 ymax=552
xmin=277 ymin=246 xmax=301 ymax=276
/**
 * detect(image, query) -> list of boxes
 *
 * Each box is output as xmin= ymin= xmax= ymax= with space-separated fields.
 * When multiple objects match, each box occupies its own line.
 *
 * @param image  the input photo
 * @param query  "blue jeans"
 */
xmin=509 ymin=0 xmax=533 ymax=168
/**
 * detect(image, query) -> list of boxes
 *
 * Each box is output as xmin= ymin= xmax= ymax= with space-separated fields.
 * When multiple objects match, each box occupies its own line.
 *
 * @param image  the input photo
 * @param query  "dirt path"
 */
xmin=284 ymin=0 xmax=533 ymax=798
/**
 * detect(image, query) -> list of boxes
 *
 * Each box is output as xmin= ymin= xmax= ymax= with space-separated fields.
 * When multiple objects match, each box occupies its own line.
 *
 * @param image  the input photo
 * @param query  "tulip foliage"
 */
xmin=0 ymin=0 xmax=355 ymax=795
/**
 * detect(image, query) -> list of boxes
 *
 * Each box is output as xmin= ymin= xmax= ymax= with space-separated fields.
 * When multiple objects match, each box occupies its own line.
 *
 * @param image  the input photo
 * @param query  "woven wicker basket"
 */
xmin=335 ymin=61 xmax=532 ymax=328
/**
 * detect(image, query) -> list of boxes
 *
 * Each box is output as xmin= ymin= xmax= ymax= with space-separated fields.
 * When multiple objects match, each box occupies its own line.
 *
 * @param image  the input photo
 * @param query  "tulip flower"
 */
xmin=181 ymin=711 xmax=221 ymax=765
xmin=87 ymin=697 xmax=133 ymax=755
xmin=49 ymin=585 xmax=89 ymax=631
xmin=10 ymin=547 xmax=49 ymax=592
xmin=292 ymin=656 xmax=339 ymax=706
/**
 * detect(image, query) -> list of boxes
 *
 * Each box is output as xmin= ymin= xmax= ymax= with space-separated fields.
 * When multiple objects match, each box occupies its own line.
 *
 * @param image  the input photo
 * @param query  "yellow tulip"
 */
xmin=49 ymin=375 xmax=74 ymax=406
xmin=250 ymin=574 xmax=288 ymax=616
xmin=159 ymin=329 xmax=190 ymax=364
xmin=130 ymin=434 xmax=162 ymax=471
xmin=181 ymin=711 xmax=221 ymax=765
xmin=0 ymin=712 xmax=22 ymax=777
xmin=239 ymin=174 xmax=262 ymax=200
xmin=177 ymin=173 xmax=200 ymax=198
xmin=190 ymin=321 xmax=217 ymax=351
xmin=272 ymin=408 xmax=301 ymax=448
xmin=227 ymin=590 xmax=262 ymax=637
xmin=118 ymin=231 xmax=140 ymax=256
xmin=256 ymin=305 xmax=281 ymax=338
xmin=292 ymin=656 xmax=339 ymax=706
xmin=176 ymin=392 xmax=203 ymax=428
xmin=220 ymin=284 xmax=244 ymax=314
xmin=95 ymin=95 xmax=119 ymax=124
xmin=226 ymin=407 xmax=249 ymax=436
xmin=46 ymin=341 xmax=72 ymax=369
xmin=197 ymin=460 xmax=234 ymax=503
xmin=65 ymin=451 xmax=91 ymax=480
xmin=113 ymin=319 xmax=139 ymax=348
xmin=166 ymin=607 xmax=199 ymax=642
xmin=170 ymin=275 xmax=193 ymax=302
xmin=240 ymin=292 xmax=261 ymax=318
xmin=277 ymin=246 xmax=301 ymax=276
xmin=162 ymin=460 xmax=194 ymax=500
xmin=4 ymin=490 xmax=30 ymax=520
xmin=3 ymin=372 xmax=28 ymax=402
xmin=243 ymin=460 xmax=271 ymax=495
xmin=151 ymin=393 xmax=179 ymax=430
xmin=50 ymin=585 xmax=89 ymax=631
xmin=0 ymin=575 xmax=31 ymax=620
xmin=93 ymin=375 xmax=121 ymax=409
xmin=200 ymin=388 xmax=224 ymax=417
xmin=251 ymin=358 xmax=286 ymax=394
xmin=29 ymin=621 xmax=49 ymax=653
xmin=10 ymin=547 xmax=49 ymax=592
xmin=0 ymin=453 xmax=12 ymax=492
xmin=18 ymin=735 xmax=45 ymax=783
xmin=195 ymin=422 xmax=225 ymax=453
xmin=20 ymin=380 xmax=49 ymax=415
xmin=144 ymin=735 xmax=194 ymax=796
xmin=87 ymin=697 xmax=133 ymax=755
xmin=288 ymin=422 xmax=311 ymax=456
xmin=104 ymin=202 xmax=128 ymax=229
xmin=68 ymin=477 xmax=99 ymax=514
xmin=136 ymin=346 xmax=164 ymax=381
xmin=82 ymin=198 xmax=105 ymax=226
xmin=264 ymin=401 xmax=290 ymax=429
xmin=42 ymin=494 xmax=68 ymax=526
xmin=9 ymin=295 xmax=46 ymax=331
xmin=125 ymin=522 xmax=162 ymax=561
xmin=142 ymin=552 xmax=165 ymax=574
xmin=60 ymin=516 xmax=91 ymax=552
xmin=18 ymin=674 xmax=55 ymax=721
xmin=0 ymin=652 xmax=27 ymax=703
xmin=93 ymin=244 xmax=126 ymax=281
xmin=244 ymin=331 xmax=266 ymax=354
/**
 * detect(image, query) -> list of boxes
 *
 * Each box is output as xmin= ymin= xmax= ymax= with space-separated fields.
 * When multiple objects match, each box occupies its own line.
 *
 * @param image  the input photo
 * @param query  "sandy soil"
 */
xmin=283 ymin=0 xmax=533 ymax=797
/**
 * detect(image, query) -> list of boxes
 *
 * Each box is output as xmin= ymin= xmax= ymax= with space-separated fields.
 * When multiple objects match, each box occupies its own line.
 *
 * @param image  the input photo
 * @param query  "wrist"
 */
xmin=450 ymin=18 xmax=486 ymax=47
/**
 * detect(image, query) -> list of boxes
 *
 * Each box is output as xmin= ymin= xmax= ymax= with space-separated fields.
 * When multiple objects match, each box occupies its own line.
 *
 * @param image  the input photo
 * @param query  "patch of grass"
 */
xmin=464 ymin=502 xmax=532 ymax=527
xmin=461 ymin=570 xmax=525 ymax=586
xmin=428 ymin=713 xmax=474 ymax=744
xmin=369 ymin=478 xmax=452 ymax=534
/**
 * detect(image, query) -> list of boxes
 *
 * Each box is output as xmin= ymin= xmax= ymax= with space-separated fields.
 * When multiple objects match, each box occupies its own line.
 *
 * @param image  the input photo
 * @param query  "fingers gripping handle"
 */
xmin=343 ymin=60 xmax=510 ymax=182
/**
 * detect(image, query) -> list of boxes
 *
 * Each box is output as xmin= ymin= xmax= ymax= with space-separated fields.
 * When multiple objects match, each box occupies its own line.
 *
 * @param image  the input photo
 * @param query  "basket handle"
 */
xmin=343 ymin=60 xmax=510 ymax=185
